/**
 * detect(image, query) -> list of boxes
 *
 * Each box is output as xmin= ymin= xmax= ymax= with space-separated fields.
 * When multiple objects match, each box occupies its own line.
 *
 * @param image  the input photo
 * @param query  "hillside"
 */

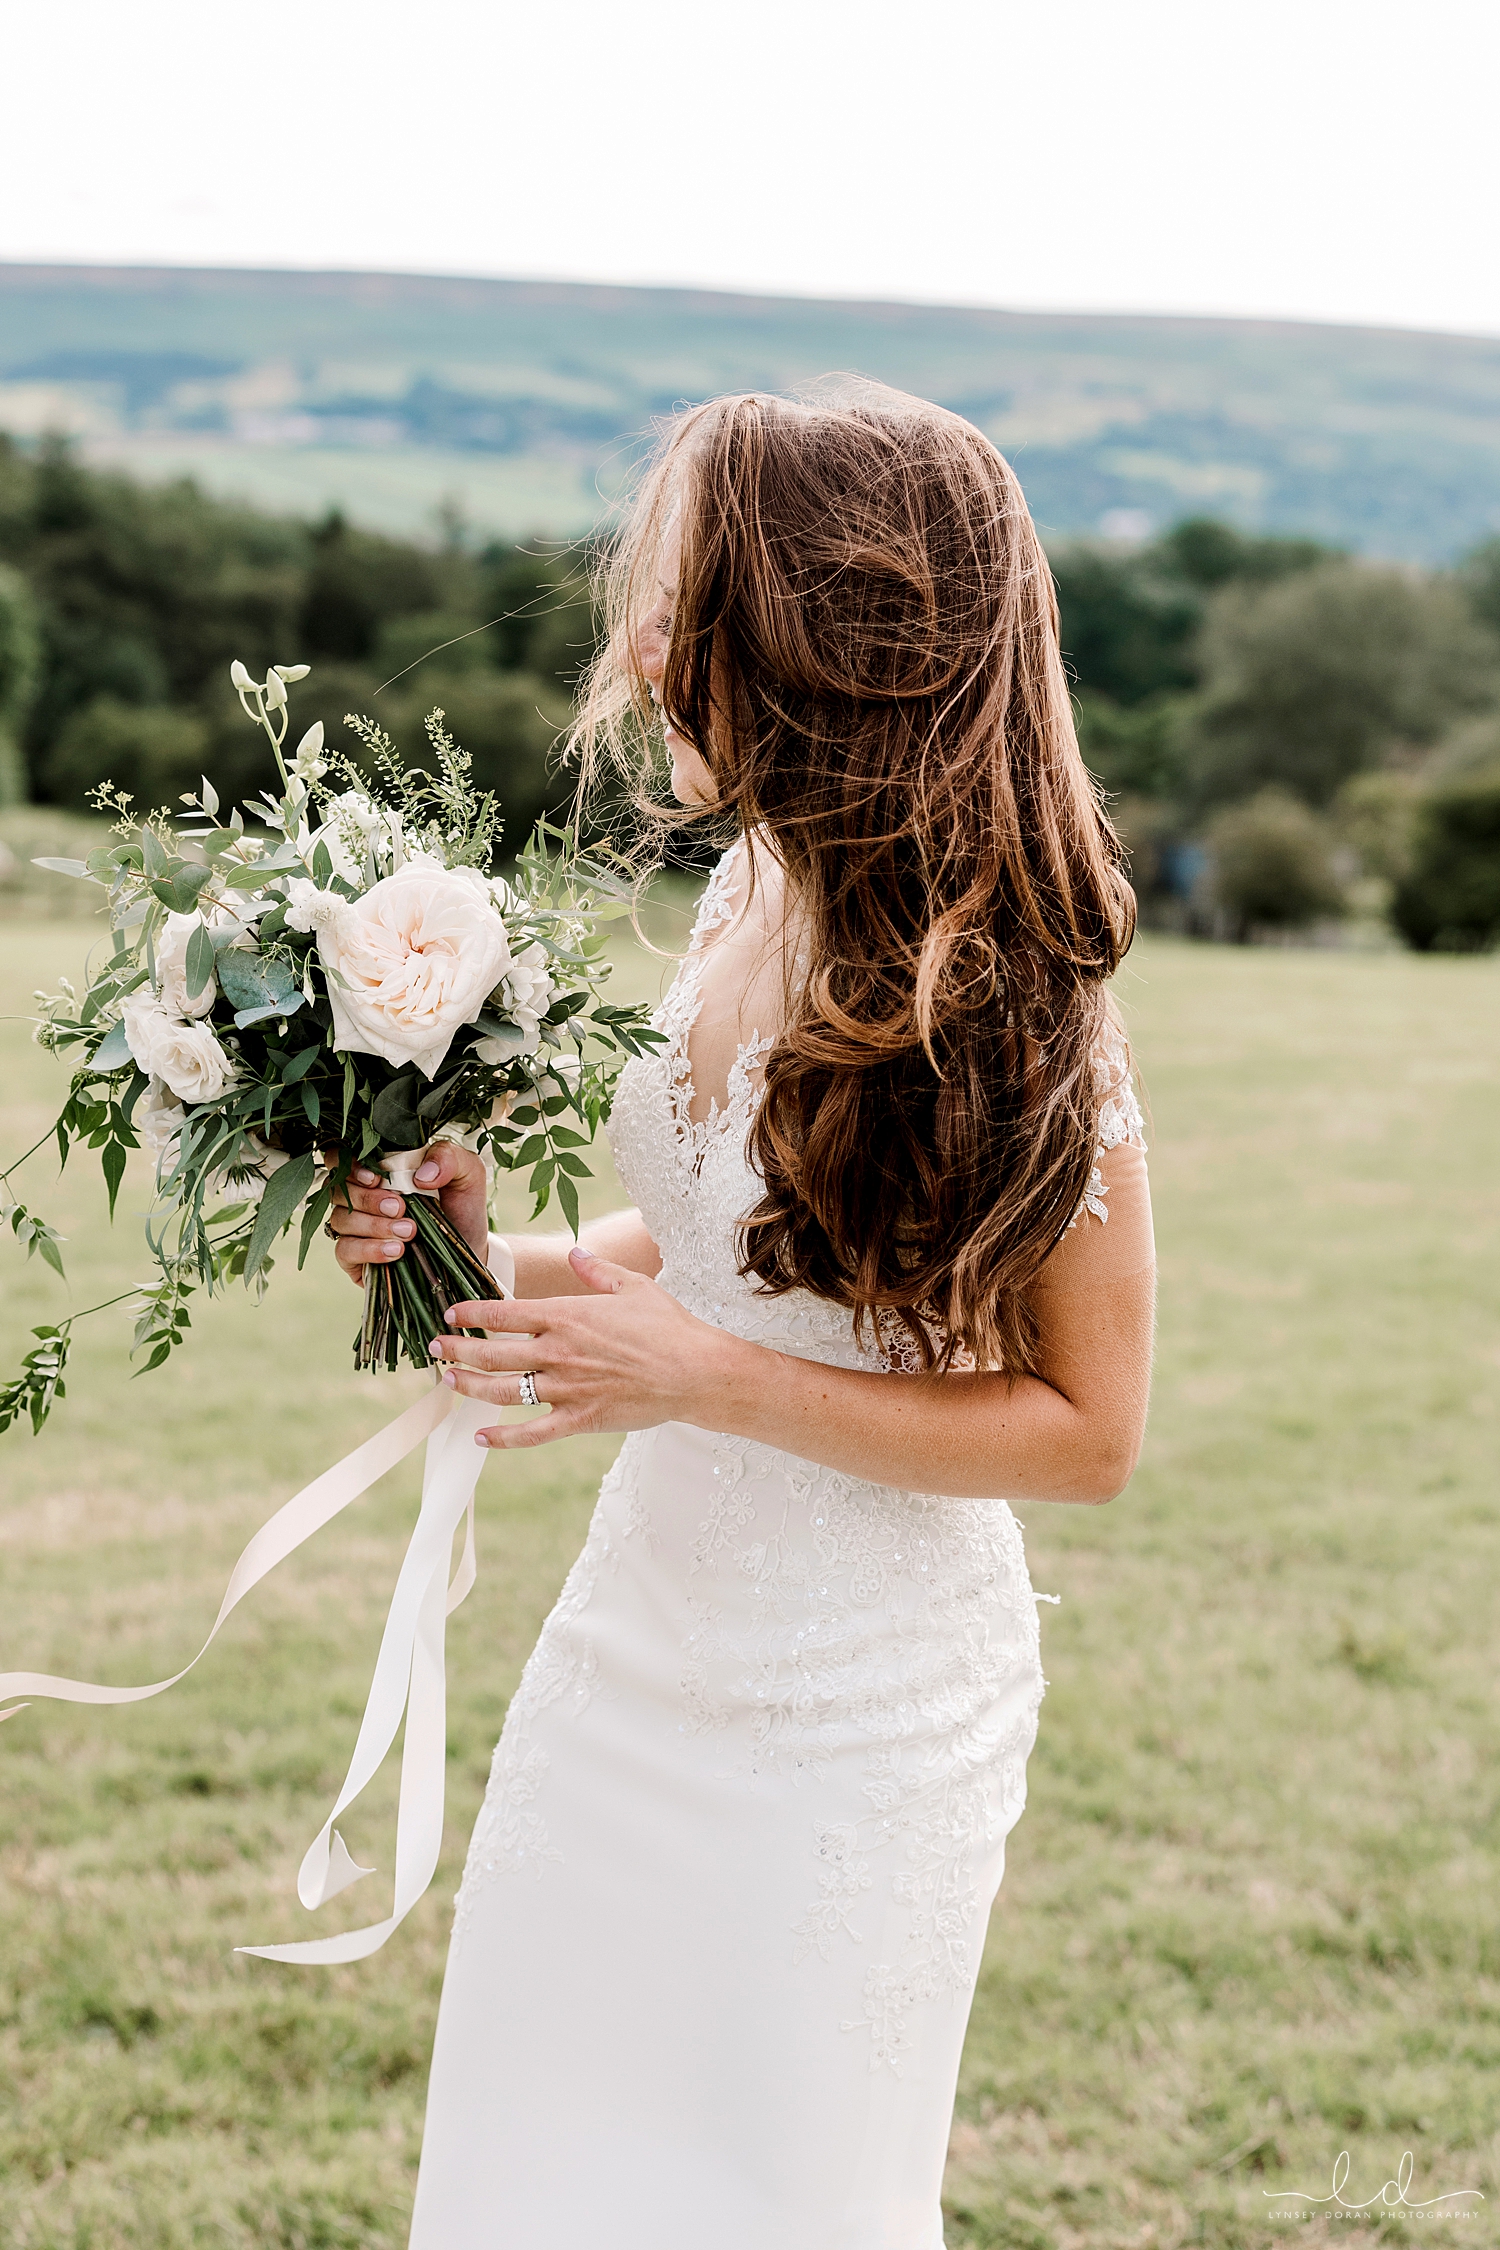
xmin=3 ymin=263 xmax=1500 ymax=558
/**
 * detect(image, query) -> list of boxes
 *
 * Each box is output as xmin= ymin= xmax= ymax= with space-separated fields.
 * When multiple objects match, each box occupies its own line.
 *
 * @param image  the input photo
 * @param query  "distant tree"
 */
xmin=297 ymin=510 xmax=453 ymax=663
xmin=1457 ymin=536 xmax=1500 ymax=638
xmin=1390 ymin=769 xmax=1500 ymax=951
xmin=0 ymin=561 xmax=39 ymax=805
xmin=477 ymin=544 xmax=597 ymax=694
xmin=45 ymin=697 xmax=211 ymax=812
xmin=1208 ymin=790 xmax=1345 ymax=938
xmin=1334 ymin=770 xmax=1422 ymax=884
xmin=1153 ymin=516 xmax=1331 ymax=591
xmin=1187 ymin=562 xmax=1497 ymax=808
xmin=1049 ymin=544 xmax=1201 ymax=709
xmin=1073 ymin=693 xmax=1189 ymax=801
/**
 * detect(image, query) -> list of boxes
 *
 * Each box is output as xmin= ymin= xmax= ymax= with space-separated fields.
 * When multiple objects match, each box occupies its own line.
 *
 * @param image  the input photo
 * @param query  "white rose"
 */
xmin=284 ymin=877 xmax=347 ymax=935
xmin=498 ymin=942 xmax=556 ymax=1053
xmin=123 ymin=991 xmax=238 ymax=1104
xmin=155 ymin=912 xmax=217 ymax=1018
xmin=137 ymin=1076 xmax=188 ymax=1170
xmin=206 ymin=1135 xmax=293 ymax=1206
xmin=312 ymin=791 xmax=389 ymax=884
xmin=315 ymin=861 xmax=513 ymax=1080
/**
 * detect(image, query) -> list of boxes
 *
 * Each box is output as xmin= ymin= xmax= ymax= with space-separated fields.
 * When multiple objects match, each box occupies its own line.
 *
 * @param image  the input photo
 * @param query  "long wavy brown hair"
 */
xmin=575 ymin=380 xmax=1136 ymax=1375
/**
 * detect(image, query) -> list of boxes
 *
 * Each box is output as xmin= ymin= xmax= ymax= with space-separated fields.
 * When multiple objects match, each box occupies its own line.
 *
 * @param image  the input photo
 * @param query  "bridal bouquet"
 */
xmin=2 ymin=659 xmax=660 ymax=1431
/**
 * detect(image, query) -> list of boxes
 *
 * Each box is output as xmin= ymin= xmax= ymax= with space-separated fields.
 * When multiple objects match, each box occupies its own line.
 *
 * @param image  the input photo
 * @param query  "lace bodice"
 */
xmin=606 ymin=838 xmax=1146 ymax=1366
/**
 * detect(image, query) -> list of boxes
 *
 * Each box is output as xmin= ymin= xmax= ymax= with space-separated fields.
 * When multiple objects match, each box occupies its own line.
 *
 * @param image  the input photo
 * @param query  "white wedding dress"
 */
xmin=409 ymin=847 xmax=1145 ymax=2249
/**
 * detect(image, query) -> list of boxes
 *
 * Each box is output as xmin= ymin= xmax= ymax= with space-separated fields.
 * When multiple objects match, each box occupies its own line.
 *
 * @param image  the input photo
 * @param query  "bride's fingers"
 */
xmin=478 ymin=1407 xmax=582 ymax=1450
xmin=428 ymin=1333 xmax=536 ymax=1372
xmin=439 ymin=1363 xmax=550 ymax=1409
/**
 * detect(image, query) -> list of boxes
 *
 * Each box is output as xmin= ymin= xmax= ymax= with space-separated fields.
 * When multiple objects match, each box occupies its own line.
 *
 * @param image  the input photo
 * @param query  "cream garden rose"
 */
xmin=314 ymin=859 xmax=514 ymax=1079
xmin=122 ymin=992 xmax=238 ymax=1103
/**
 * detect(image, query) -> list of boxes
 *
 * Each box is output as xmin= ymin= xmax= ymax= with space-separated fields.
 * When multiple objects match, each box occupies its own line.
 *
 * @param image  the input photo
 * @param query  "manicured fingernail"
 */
xmin=393 ymin=1220 xmax=415 ymax=1238
xmin=441 ymin=1368 xmax=456 ymax=1388
xmin=474 ymin=1430 xmax=491 ymax=1447
xmin=415 ymin=1162 xmax=440 ymax=1183
xmin=428 ymin=1338 xmax=445 ymax=1358
xmin=354 ymin=1169 xmax=378 ymax=1185
xmin=445 ymin=1308 xmax=459 ymax=1325
xmin=383 ymin=1241 xmax=401 ymax=1256
xmin=380 ymin=1197 xmax=402 ymax=1216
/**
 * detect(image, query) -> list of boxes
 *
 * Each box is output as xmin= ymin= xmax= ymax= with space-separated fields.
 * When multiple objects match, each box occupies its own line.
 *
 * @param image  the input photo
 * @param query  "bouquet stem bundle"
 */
xmin=357 ymin=1187 xmax=497 ymax=1373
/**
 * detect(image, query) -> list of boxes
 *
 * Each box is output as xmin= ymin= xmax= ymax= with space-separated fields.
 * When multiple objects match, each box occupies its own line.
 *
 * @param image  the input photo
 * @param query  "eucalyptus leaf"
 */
xmin=217 ymin=949 xmax=300 ymax=1015
xmin=31 ymin=857 xmax=92 ymax=879
xmin=232 ymin=994 xmax=307 ymax=1029
xmin=184 ymin=923 xmax=216 ymax=1002
xmin=92 ymin=1020 xmax=135 ymax=1072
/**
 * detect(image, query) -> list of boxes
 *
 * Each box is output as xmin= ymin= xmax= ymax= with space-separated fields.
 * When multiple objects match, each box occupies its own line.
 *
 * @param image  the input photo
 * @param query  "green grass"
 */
xmin=1 ymin=917 xmax=1497 ymax=2248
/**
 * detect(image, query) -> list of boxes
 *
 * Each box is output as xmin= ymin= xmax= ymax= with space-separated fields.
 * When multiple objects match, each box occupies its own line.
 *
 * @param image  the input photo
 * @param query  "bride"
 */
xmin=328 ymin=381 xmax=1154 ymax=2249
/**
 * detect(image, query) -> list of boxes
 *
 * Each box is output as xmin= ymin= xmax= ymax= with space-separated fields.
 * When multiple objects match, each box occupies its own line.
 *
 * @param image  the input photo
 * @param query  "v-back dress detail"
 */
xmin=409 ymin=844 xmax=1125 ymax=2250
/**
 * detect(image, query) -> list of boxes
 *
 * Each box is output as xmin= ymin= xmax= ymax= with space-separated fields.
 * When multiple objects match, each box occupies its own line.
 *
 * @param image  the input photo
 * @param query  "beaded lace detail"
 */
xmin=452 ymin=843 xmax=1139 ymax=2064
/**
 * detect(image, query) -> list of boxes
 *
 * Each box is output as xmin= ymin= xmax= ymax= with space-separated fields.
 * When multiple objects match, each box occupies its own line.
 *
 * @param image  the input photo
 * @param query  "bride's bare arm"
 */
xmin=432 ymin=1139 xmax=1156 ymax=1506
xmin=325 ymin=1140 xmax=663 ymax=1295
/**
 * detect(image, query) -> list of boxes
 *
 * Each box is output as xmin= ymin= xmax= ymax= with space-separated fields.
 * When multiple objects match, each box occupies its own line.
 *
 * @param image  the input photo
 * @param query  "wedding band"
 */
xmin=518 ymin=1371 xmax=540 ymax=1409
xmin=323 ymin=1218 xmax=338 ymax=1241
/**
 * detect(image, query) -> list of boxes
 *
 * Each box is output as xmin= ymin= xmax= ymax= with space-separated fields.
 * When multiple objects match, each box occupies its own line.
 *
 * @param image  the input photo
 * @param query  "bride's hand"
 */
xmin=431 ymin=1248 xmax=744 ymax=1447
xmin=323 ymin=1141 xmax=491 ymax=1284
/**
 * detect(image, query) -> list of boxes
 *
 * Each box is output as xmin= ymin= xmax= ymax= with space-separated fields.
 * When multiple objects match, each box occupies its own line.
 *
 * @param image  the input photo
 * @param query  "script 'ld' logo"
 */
xmin=1265 ymin=2150 xmax=1484 ymax=2214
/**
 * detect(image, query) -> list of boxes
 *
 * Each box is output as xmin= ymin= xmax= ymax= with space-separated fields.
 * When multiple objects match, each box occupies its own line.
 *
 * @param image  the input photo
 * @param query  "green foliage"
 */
xmin=1390 ymin=768 xmax=1500 ymax=952
xmin=0 ymin=560 xmax=39 ymax=806
xmin=1053 ymin=515 xmax=1337 ymax=722
xmin=1334 ymin=768 xmax=1423 ymax=883
xmin=0 ymin=446 xmax=598 ymax=839
xmin=1072 ymin=691 xmax=1188 ymax=801
xmin=1457 ymin=533 xmax=1500 ymax=636
xmin=44 ymin=696 xmax=212 ymax=811
xmin=1186 ymin=562 xmax=1498 ymax=809
xmin=1207 ymin=789 xmax=1346 ymax=936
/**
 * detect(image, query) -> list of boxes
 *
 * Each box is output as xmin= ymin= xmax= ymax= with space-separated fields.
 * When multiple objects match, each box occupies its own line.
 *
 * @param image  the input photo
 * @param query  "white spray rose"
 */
xmin=137 ymin=1076 xmax=188 ymax=1170
xmin=154 ymin=911 xmax=218 ymax=1018
xmin=123 ymin=992 xmax=238 ymax=1104
xmin=314 ymin=860 xmax=513 ymax=1079
xmin=497 ymin=942 xmax=555 ymax=1054
xmin=284 ymin=877 xmax=347 ymax=935
xmin=206 ymin=1136 xmax=293 ymax=1207
xmin=312 ymin=790 xmax=390 ymax=884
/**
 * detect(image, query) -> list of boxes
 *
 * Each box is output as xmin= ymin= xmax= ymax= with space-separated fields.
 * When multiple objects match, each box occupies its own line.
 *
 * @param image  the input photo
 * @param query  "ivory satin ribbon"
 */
xmin=0 ymin=1233 xmax=519 ymax=1965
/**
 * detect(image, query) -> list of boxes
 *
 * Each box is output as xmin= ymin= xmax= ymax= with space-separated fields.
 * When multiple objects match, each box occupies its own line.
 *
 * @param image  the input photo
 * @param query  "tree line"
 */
xmin=1 ymin=434 xmax=1498 ymax=948
xmin=1053 ymin=518 xmax=1500 ymax=948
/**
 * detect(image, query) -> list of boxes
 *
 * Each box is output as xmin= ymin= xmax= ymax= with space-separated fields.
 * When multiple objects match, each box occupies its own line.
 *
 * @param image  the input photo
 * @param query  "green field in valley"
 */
xmin=0 ymin=886 xmax=1496 ymax=2249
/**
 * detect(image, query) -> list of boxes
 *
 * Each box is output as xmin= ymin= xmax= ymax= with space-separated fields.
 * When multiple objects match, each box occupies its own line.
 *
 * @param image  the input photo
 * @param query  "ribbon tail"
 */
xmin=0 ymin=1384 xmax=454 ymax=1713
xmin=238 ymin=1393 xmax=492 ymax=1964
xmin=446 ymin=1497 xmax=478 ymax=1616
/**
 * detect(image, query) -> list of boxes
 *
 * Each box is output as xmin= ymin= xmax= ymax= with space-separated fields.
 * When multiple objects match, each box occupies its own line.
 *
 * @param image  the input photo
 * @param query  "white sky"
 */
xmin=3 ymin=0 xmax=1497 ymax=337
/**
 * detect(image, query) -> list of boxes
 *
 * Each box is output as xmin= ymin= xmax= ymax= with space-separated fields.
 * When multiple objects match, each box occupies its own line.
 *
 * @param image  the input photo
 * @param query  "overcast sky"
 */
xmin=3 ymin=0 xmax=1496 ymax=338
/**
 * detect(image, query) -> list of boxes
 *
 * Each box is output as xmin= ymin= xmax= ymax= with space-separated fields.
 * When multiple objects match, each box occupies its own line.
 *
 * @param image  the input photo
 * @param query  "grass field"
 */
xmin=1 ymin=901 xmax=1496 ymax=2250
